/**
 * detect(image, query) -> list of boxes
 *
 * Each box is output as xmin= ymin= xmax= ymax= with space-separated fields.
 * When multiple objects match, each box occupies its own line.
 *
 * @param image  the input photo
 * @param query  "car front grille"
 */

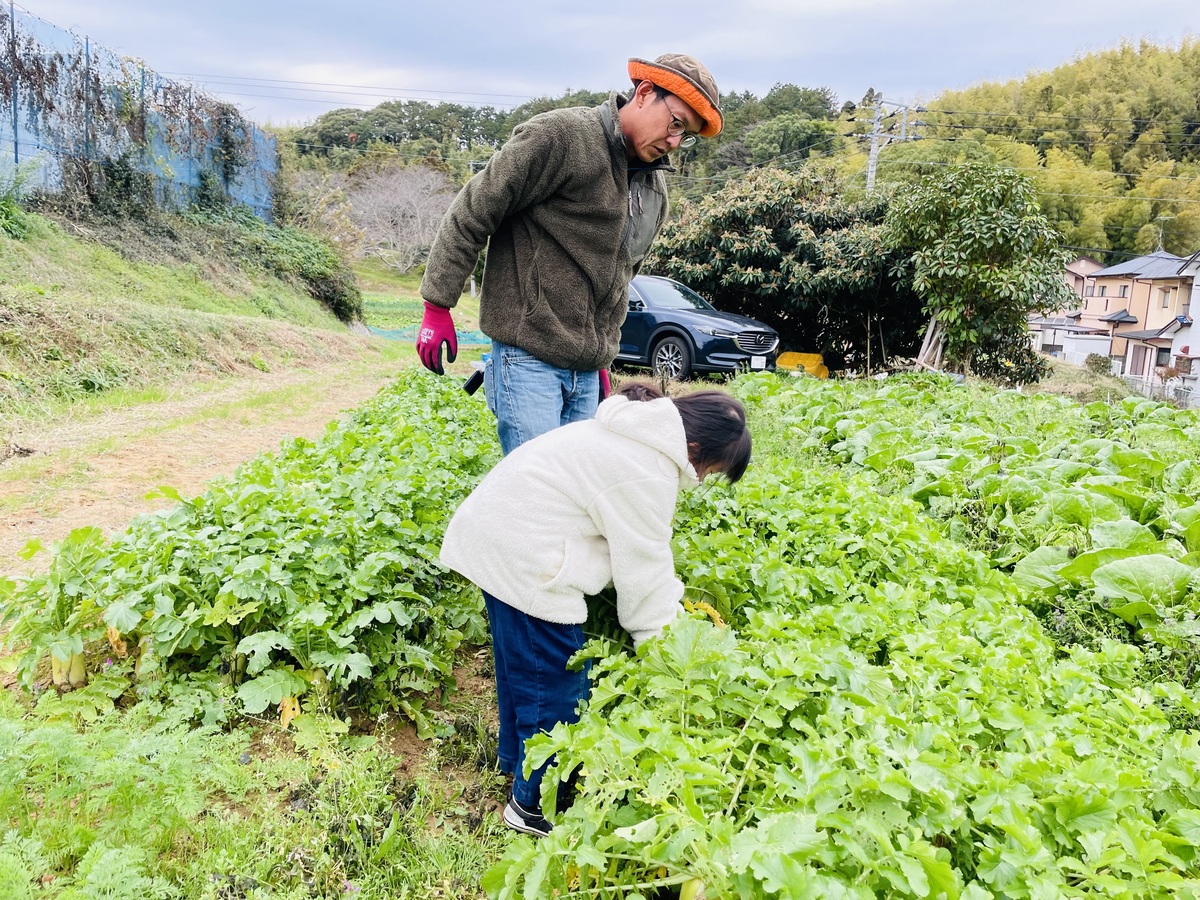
xmin=736 ymin=331 xmax=779 ymax=354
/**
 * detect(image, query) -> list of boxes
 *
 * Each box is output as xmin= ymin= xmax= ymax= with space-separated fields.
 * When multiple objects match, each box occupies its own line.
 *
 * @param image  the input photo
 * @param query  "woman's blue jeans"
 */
xmin=483 ymin=590 xmax=591 ymax=811
xmin=484 ymin=340 xmax=601 ymax=455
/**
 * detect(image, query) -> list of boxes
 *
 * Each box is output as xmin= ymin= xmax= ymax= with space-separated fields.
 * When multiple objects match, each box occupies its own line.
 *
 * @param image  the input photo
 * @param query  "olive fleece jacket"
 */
xmin=439 ymin=394 xmax=698 ymax=647
xmin=420 ymin=96 xmax=670 ymax=371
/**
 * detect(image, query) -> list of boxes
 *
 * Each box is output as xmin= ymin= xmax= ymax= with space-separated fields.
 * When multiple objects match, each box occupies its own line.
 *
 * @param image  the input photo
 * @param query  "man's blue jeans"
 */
xmin=484 ymin=339 xmax=601 ymax=455
xmin=483 ymin=591 xmax=590 ymax=811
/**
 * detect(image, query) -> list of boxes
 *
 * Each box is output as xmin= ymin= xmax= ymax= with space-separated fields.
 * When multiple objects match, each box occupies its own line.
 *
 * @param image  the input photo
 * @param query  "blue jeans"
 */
xmin=484 ymin=340 xmax=601 ymax=455
xmin=483 ymin=591 xmax=590 ymax=811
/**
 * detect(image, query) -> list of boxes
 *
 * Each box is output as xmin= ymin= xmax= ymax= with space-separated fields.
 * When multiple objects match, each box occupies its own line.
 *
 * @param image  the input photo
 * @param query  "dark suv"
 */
xmin=615 ymin=275 xmax=780 ymax=379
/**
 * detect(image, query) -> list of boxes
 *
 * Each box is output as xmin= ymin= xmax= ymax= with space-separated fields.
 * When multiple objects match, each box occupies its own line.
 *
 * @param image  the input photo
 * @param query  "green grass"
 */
xmin=352 ymin=257 xmax=423 ymax=295
xmin=1031 ymin=356 xmax=1143 ymax=405
xmin=0 ymin=680 xmax=510 ymax=900
xmin=352 ymin=260 xmax=482 ymax=333
xmin=0 ymin=216 xmax=342 ymax=328
xmin=0 ymin=209 xmax=393 ymax=430
xmin=0 ymin=288 xmax=373 ymax=429
xmin=0 ymin=343 xmax=411 ymax=521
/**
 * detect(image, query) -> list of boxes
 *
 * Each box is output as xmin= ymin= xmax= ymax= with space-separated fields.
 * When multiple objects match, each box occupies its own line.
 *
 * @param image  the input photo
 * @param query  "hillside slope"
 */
xmin=0 ymin=210 xmax=373 ymax=431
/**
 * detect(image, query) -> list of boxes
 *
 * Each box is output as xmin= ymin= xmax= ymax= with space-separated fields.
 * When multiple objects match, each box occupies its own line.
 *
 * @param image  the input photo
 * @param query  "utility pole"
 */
xmin=1156 ymin=215 xmax=1175 ymax=252
xmin=865 ymin=101 xmax=884 ymax=193
xmin=864 ymin=98 xmax=923 ymax=192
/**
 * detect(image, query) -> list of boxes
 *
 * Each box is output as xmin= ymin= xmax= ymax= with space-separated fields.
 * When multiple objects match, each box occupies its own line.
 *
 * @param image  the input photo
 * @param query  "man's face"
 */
xmin=622 ymin=81 xmax=705 ymax=164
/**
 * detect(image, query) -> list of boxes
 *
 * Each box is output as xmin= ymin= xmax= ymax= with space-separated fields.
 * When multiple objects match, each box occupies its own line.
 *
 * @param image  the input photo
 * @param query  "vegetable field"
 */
xmin=3 ymin=371 xmax=1199 ymax=899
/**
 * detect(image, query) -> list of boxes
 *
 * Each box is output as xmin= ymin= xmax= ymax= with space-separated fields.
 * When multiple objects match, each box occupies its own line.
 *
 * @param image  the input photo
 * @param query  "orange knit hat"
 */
xmin=628 ymin=53 xmax=722 ymax=138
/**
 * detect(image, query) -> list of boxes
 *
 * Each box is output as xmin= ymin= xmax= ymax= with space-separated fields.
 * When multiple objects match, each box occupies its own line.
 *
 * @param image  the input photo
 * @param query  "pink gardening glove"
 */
xmin=599 ymin=369 xmax=611 ymax=400
xmin=416 ymin=302 xmax=457 ymax=375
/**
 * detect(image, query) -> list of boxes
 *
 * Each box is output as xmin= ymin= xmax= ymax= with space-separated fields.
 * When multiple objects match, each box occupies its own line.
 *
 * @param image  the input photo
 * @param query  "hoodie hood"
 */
xmin=595 ymin=394 xmax=699 ymax=487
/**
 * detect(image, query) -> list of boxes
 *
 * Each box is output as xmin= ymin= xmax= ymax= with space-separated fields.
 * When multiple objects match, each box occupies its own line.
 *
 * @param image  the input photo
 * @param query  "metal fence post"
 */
xmin=8 ymin=0 xmax=17 ymax=164
xmin=187 ymin=86 xmax=193 ymax=200
xmin=83 ymin=36 xmax=90 ymax=162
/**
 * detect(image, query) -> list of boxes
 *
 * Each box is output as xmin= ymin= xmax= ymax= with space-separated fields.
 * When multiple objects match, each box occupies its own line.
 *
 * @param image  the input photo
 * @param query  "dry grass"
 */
xmin=1031 ymin=357 xmax=1144 ymax=406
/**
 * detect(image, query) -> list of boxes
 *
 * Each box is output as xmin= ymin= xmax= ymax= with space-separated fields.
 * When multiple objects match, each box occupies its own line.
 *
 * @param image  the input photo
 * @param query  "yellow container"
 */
xmin=776 ymin=351 xmax=828 ymax=379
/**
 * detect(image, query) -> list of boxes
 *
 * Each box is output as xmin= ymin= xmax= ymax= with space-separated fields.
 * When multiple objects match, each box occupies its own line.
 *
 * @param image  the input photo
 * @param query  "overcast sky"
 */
xmin=13 ymin=0 xmax=1200 ymax=127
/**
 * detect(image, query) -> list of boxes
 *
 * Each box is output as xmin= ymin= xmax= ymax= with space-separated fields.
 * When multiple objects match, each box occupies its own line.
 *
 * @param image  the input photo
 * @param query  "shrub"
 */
xmin=970 ymin=330 xmax=1051 ymax=386
xmin=1085 ymin=352 xmax=1113 ymax=375
xmin=0 ymin=161 xmax=33 ymax=239
xmin=91 ymin=155 xmax=156 ymax=220
xmin=189 ymin=206 xmax=363 ymax=322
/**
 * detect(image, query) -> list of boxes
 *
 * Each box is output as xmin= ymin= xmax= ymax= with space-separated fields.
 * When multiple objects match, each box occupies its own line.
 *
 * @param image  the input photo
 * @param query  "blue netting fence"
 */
xmin=368 ymin=325 xmax=491 ymax=345
xmin=0 ymin=2 xmax=276 ymax=219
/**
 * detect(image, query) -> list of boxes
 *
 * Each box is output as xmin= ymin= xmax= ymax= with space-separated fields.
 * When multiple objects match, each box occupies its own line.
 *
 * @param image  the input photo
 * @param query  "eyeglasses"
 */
xmin=659 ymin=94 xmax=700 ymax=149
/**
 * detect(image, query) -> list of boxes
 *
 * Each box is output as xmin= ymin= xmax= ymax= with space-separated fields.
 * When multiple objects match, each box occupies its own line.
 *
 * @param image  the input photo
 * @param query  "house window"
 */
xmin=1161 ymin=288 xmax=1172 ymax=309
xmin=1156 ymin=347 xmax=1171 ymax=367
xmin=1085 ymin=285 xmax=1095 ymax=297
xmin=1099 ymin=285 xmax=1107 ymax=297
xmin=1119 ymin=285 xmax=1128 ymax=298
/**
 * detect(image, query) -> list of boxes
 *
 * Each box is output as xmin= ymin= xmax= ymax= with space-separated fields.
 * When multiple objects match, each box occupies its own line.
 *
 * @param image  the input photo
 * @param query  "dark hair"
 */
xmin=618 ymin=381 xmax=665 ymax=402
xmin=616 ymin=382 xmax=750 ymax=483
xmin=674 ymin=391 xmax=751 ymax=483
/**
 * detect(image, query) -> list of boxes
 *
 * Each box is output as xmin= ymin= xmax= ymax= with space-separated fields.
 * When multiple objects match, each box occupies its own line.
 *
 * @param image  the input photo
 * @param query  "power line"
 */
xmin=669 ymin=133 xmax=851 ymax=189
xmin=872 ymin=140 xmax=1200 ymax=183
xmin=1062 ymin=245 xmax=1155 ymax=260
xmin=290 ymin=140 xmax=489 ymax=163
xmin=928 ymin=107 xmax=1200 ymax=127
xmin=160 ymin=72 xmax=534 ymax=103
xmin=860 ymin=157 xmax=1200 ymax=204
xmin=910 ymin=129 xmax=1200 ymax=156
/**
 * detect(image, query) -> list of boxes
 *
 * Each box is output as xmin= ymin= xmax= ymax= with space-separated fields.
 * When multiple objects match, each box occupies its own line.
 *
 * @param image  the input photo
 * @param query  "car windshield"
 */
xmin=635 ymin=278 xmax=715 ymax=311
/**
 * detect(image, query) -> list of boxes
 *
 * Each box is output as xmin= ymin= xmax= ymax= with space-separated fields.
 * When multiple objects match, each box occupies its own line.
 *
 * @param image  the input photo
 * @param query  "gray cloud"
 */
xmin=16 ymin=0 xmax=1200 ymax=125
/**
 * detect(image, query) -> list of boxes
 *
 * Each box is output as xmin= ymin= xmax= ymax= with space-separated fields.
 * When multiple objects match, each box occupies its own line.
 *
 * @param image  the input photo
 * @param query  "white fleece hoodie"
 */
xmin=439 ymin=394 xmax=698 ymax=646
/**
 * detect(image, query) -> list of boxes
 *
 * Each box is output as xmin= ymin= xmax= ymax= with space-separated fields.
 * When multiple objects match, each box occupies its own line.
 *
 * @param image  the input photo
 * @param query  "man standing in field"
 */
xmin=415 ymin=54 xmax=723 ymax=454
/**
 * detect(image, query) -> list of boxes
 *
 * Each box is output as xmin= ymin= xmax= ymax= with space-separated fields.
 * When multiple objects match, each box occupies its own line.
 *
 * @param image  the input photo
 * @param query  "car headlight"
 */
xmin=693 ymin=325 xmax=738 ymax=338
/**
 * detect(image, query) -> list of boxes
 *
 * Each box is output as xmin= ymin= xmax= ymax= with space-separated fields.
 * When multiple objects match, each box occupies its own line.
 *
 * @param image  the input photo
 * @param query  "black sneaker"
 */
xmin=503 ymin=796 xmax=552 ymax=837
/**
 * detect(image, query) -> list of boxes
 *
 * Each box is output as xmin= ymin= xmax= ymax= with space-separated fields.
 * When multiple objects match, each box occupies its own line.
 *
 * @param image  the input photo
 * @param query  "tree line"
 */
xmin=289 ymin=82 xmax=849 ymax=179
xmin=842 ymin=38 xmax=1200 ymax=261
xmin=274 ymin=39 xmax=1200 ymax=382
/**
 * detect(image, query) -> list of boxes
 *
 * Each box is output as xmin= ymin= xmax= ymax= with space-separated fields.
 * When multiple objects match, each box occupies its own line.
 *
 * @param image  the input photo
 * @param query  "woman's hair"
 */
xmin=617 ymin=382 xmax=751 ymax=483
xmin=674 ymin=391 xmax=751 ymax=483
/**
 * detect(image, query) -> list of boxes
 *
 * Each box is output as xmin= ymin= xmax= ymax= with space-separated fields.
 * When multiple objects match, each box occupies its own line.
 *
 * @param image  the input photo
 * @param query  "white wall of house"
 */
xmin=1170 ymin=322 xmax=1194 ymax=362
xmin=1060 ymin=334 xmax=1115 ymax=368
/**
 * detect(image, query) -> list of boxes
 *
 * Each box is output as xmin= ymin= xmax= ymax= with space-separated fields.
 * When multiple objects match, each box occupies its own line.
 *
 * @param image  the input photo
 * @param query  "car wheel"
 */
xmin=651 ymin=336 xmax=692 ymax=380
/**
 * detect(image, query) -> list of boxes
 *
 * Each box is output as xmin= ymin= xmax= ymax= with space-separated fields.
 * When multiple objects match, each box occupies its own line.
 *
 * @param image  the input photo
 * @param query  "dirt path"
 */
xmin=0 ymin=355 xmax=405 ymax=578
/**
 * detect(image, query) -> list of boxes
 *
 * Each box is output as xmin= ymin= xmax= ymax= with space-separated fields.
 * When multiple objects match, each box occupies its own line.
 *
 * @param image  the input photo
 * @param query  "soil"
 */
xmin=0 ymin=357 xmax=403 ymax=578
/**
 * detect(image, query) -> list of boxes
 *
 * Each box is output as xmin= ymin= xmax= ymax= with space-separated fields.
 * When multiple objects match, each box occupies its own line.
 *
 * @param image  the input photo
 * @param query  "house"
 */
xmin=1079 ymin=250 xmax=1187 ymax=360
xmin=1075 ymin=250 xmax=1197 ymax=402
xmin=1028 ymin=255 xmax=1113 ymax=363
xmin=1165 ymin=251 xmax=1200 ymax=398
xmin=1063 ymin=255 xmax=1104 ymax=299
xmin=1033 ymin=250 xmax=1198 ymax=397
xmin=1027 ymin=311 xmax=1110 ymax=365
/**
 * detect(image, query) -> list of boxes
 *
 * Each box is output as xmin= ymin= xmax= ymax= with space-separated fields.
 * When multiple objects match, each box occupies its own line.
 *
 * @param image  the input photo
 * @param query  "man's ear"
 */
xmin=633 ymin=79 xmax=655 ymax=106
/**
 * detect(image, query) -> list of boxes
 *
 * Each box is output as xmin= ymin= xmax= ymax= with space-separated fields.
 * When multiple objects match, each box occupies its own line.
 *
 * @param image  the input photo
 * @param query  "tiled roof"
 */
xmin=1119 ymin=329 xmax=1174 ymax=342
xmin=1099 ymin=308 xmax=1138 ymax=323
xmin=1091 ymin=250 xmax=1185 ymax=279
